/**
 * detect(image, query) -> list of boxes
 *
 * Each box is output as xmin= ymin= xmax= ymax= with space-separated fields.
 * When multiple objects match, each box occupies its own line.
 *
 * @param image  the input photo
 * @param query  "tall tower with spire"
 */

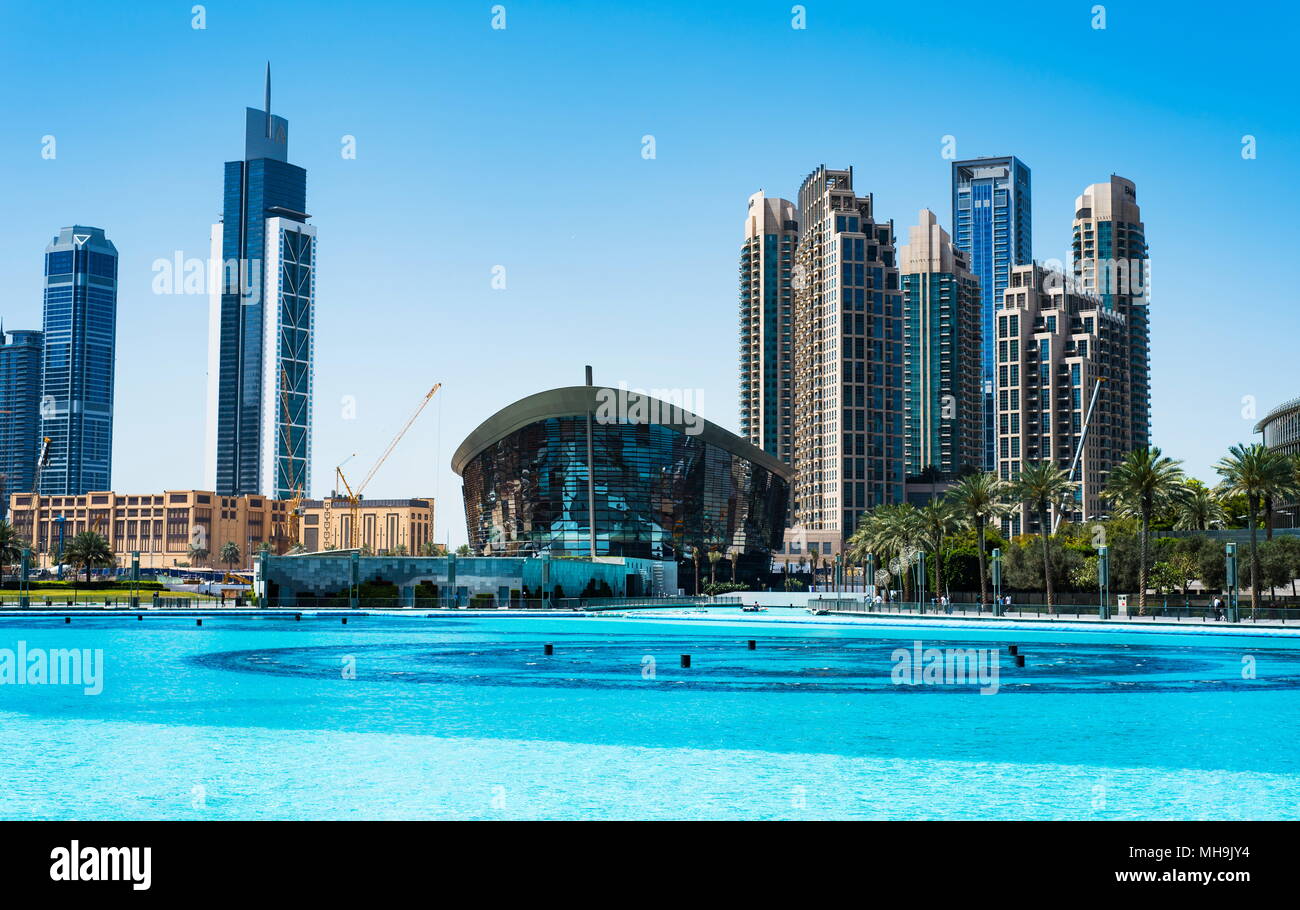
xmin=204 ymin=64 xmax=315 ymax=500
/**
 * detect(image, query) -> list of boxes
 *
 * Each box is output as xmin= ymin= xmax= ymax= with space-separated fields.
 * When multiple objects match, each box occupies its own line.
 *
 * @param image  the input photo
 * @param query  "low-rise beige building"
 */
xmin=299 ymin=497 xmax=435 ymax=555
xmin=6 ymin=490 xmax=435 ymax=570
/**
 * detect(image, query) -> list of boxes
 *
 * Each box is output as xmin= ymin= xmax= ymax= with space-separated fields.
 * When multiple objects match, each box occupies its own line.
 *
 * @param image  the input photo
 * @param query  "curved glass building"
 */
xmin=1256 ymin=397 xmax=1300 ymax=458
xmin=453 ymin=385 xmax=792 ymax=561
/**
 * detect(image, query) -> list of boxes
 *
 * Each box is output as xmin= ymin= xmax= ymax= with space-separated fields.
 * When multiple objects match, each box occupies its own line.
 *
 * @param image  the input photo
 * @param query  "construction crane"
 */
xmin=1052 ymin=376 xmax=1106 ymax=534
xmin=335 ymin=383 xmax=441 ymax=551
xmin=33 ymin=436 xmax=51 ymax=496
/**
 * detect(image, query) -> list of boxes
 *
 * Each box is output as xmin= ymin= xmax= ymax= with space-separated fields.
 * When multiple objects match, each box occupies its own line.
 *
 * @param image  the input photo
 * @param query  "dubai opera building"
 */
xmin=452 ymin=384 xmax=791 ymax=571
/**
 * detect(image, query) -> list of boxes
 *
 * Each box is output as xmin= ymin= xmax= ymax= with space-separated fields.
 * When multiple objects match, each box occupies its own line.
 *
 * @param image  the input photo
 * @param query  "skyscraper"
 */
xmin=791 ymin=165 xmax=903 ymax=553
xmin=0 ymin=328 xmax=44 ymax=517
xmin=1073 ymin=175 xmax=1149 ymax=450
xmin=899 ymin=209 xmax=982 ymax=480
xmin=40 ymin=226 xmax=118 ymax=496
xmin=994 ymin=263 xmax=1130 ymax=534
xmin=739 ymin=191 xmax=798 ymax=464
xmin=205 ymin=65 xmax=315 ymax=500
xmin=951 ymin=156 xmax=1032 ymax=470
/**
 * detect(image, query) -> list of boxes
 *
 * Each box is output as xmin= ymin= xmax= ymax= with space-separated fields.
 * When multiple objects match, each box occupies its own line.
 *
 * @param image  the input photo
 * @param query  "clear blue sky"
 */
xmin=1 ymin=0 xmax=1295 ymax=545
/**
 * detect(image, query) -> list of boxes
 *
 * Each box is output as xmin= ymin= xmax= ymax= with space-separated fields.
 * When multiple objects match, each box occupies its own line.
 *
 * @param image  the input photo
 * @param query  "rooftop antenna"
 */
xmin=264 ymin=61 xmax=271 ymax=138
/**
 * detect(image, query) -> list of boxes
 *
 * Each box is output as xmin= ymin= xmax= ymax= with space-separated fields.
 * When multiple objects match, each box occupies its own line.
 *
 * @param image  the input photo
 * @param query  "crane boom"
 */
xmin=357 ymin=384 xmax=441 ymax=496
xmin=334 ymin=384 xmax=440 ymax=552
xmin=1052 ymin=376 xmax=1106 ymax=534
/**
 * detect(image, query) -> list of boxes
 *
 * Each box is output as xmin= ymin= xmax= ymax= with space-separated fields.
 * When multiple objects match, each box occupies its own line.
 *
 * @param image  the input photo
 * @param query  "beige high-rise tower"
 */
xmin=739 ymin=191 xmax=799 ymax=464
xmin=1072 ymin=176 xmax=1149 ymax=450
xmin=789 ymin=165 xmax=903 ymax=557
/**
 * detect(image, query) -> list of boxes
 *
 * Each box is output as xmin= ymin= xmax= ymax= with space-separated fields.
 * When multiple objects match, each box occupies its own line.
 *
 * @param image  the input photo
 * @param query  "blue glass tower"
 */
xmin=39 ymin=226 xmax=118 ymax=496
xmin=0 ymin=328 xmax=44 ymax=516
xmin=205 ymin=65 xmax=315 ymax=499
xmin=951 ymin=157 xmax=1032 ymax=471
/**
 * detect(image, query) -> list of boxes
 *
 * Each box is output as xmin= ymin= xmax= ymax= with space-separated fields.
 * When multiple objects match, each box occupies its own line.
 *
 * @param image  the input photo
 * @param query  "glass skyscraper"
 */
xmin=205 ymin=66 xmax=315 ymax=499
xmin=0 ymin=328 xmax=44 ymax=516
xmin=899 ymin=209 xmax=983 ymax=480
xmin=39 ymin=226 xmax=118 ymax=496
xmin=951 ymin=156 xmax=1032 ymax=470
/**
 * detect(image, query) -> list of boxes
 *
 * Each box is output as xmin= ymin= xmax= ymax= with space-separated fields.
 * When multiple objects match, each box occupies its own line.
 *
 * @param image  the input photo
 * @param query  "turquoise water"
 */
xmin=2 ymin=609 xmax=1298 ymax=819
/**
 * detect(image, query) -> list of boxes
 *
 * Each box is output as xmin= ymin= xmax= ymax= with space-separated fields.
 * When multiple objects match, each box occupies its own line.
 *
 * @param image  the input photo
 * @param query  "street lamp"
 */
xmin=1098 ymin=544 xmax=1110 ymax=620
xmin=1225 ymin=541 xmax=1239 ymax=622
xmin=54 ymin=514 xmax=67 ymax=581
xmin=992 ymin=547 xmax=1003 ymax=616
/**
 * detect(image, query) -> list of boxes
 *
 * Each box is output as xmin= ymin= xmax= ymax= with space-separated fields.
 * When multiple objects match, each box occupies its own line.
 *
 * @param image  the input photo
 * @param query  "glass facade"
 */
xmin=209 ymin=100 xmax=314 ymax=499
xmin=951 ymin=157 xmax=1032 ymax=471
xmin=1258 ymin=399 xmax=1300 ymax=458
xmin=40 ymin=226 xmax=117 ymax=496
xmin=901 ymin=268 xmax=982 ymax=478
xmin=0 ymin=329 xmax=44 ymax=516
xmin=456 ymin=392 xmax=790 ymax=561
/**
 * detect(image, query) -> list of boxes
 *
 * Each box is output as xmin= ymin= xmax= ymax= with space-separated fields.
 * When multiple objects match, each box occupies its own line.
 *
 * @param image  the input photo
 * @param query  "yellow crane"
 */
xmin=335 ymin=383 xmax=441 ymax=551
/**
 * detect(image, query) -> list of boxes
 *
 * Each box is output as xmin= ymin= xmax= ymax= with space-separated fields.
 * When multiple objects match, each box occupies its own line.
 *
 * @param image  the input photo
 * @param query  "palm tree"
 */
xmin=187 ymin=541 xmax=210 ymax=569
xmin=850 ymin=503 xmax=923 ymax=602
xmin=219 ymin=541 xmax=242 ymax=572
xmin=916 ymin=500 xmax=958 ymax=602
xmin=1010 ymin=462 xmax=1075 ymax=613
xmin=807 ymin=547 xmax=820 ymax=586
xmin=944 ymin=473 xmax=1007 ymax=607
xmin=1216 ymin=443 xmax=1295 ymax=617
xmin=1173 ymin=479 xmax=1226 ymax=531
xmin=1105 ymin=447 xmax=1186 ymax=614
xmin=707 ymin=548 xmax=722 ymax=586
xmin=0 ymin=520 xmax=25 ymax=578
xmin=63 ymin=531 xmax=114 ymax=584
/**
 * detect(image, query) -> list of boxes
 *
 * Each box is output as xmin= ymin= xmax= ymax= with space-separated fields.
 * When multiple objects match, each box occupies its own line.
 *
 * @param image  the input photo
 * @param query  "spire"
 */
xmin=264 ymin=61 xmax=271 ymax=138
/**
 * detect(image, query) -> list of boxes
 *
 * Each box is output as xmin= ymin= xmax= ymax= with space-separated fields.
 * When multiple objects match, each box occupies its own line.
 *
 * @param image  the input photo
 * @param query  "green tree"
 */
xmin=187 ymin=542 xmax=210 ymax=568
xmin=849 ymin=503 xmax=923 ymax=601
xmin=219 ymin=541 xmax=242 ymax=571
xmin=1010 ymin=462 xmax=1075 ymax=612
xmin=64 ymin=531 xmax=114 ymax=583
xmin=1173 ymin=479 xmax=1226 ymax=531
xmin=916 ymin=499 xmax=958 ymax=600
xmin=419 ymin=541 xmax=447 ymax=556
xmin=707 ymin=548 xmax=722 ymax=586
xmin=1215 ymin=443 xmax=1294 ymax=617
xmin=944 ymin=472 xmax=1007 ymax=606
xmin=1258 ymin=538 xmax=1296 ymax=603
xmin=0 ymin=520 xmax=25 ymax=576
xmin=1104 ymin=447 xmax=1186 ymax=614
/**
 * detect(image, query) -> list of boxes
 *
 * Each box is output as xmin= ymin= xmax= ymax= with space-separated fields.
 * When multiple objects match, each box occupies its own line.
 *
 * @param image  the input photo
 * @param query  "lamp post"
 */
xmin=54 ymin=514 xmax=66 ymax=580
xmin=834 ymin=553 xmax=842 ymax=597
xmin=1225 ymin=541 xmax=1239 ymax=623
xmin=916 ymin=550 xmax=926 ymax=613
xmin=992 ymin=547 xmax=1003 ymax=616
xmin=1098 ymin=545 xmax=1110 ymax=620
xmin=19 ymin=547 xmax=30 ymax=608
